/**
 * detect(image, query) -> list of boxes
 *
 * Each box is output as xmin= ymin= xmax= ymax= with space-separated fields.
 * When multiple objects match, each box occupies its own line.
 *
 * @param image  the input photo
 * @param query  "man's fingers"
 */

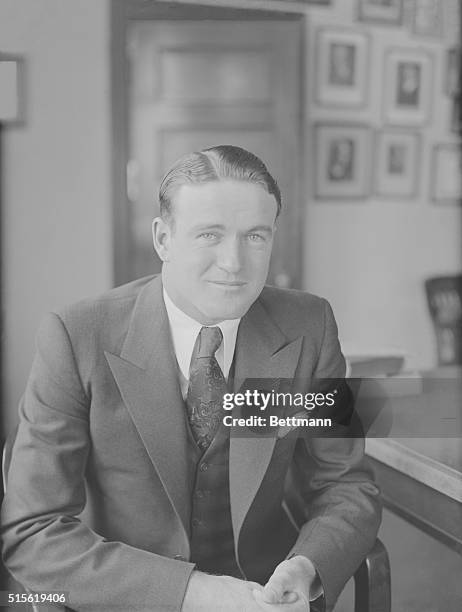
xmin=260 ymin=583 xmax=284 ymax=603
xmin=253 ymin=589 xmax=308 ymax=611
xmin=299 ymin=591 xmax=310 ymax=610
xmin=246 ymin=581 xmax=264 ymax=592
xmin=280 ymin=591 xmax=299 ymax=604
xmin=253 ymin=588 xmax=279 ymax=606
xmin=260 ymin=570 xmax=293 ymax=603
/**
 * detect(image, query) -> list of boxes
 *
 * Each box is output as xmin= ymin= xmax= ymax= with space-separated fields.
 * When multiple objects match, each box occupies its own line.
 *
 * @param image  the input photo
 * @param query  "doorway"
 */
xmin=111 ymin=1 xmax=304 ymax=289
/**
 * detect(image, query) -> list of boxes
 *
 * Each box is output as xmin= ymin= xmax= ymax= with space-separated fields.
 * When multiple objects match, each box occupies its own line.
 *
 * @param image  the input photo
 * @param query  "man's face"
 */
xmin=153 ymin=180 xmax=277 ymax=324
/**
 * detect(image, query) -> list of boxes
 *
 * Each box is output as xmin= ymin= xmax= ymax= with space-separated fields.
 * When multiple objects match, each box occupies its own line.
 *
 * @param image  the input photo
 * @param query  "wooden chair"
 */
xmin=3 ymin=432 xmax=391 ymax=612
xmin=283 ymin=467 xmax=391 ymax=612
xmin=425 ymin=274 xmax=462 ymax=366
xmin=352 ymin=539 xmax=391 ymax=612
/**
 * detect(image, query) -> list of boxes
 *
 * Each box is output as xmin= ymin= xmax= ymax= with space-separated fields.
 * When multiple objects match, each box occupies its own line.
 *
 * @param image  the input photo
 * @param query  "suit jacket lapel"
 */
xmin=105 ymin=276 xmax=191 ymax=541
xmin=229 ymin=298 xmax=303 ymax=554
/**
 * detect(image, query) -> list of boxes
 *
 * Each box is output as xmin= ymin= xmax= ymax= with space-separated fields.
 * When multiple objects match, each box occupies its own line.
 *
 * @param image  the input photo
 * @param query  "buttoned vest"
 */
xmin=185 ymin=414 xmax=242 ymax=578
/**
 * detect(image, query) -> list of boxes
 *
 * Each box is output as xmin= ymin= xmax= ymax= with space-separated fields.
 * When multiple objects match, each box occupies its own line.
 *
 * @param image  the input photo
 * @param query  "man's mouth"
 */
xmin=208 ymin=280 xmax=247 ymax=288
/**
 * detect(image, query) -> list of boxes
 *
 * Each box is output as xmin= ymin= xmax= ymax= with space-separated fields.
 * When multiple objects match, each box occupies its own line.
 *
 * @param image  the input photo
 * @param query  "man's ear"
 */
xmin=152 ymin=217 xmax=172 ymax=262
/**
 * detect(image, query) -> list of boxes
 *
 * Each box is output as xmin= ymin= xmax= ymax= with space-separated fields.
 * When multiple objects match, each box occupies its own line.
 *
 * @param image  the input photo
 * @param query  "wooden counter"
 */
xmin=364 ymin=369 xmax=462 ymax=553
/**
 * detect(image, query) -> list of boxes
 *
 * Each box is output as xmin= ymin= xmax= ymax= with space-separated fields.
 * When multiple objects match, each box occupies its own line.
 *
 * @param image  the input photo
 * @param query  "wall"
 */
xmin=301 ymin=0 xmax=461 ymax=369
xmin=0 ymin=0 xmax=112 ymax=432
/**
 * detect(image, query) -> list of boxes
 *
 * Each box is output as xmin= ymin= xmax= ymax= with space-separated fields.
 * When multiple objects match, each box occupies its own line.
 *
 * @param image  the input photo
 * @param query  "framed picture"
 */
xmin=357 ymin=0 xmax=403 ymax=25
xmin=383 ymin=48 xmax=433 ymax=125
xmin=315 ymin=28 xmax=370 ymax=108
xmin=314 ymin=123 xmax=372 ymax=200
xmin=0 ymin=54 xmax=25 ymax=125
xmin=445 ymin=48 xmax=460 ymax=96
xmin=432 ymin=144 xmax=462 ymax=204
xmin=375 ymin=131 xmax=420 ymax=198
xmin=450 ymin=97 xmax=461 ymax=134
xmin=412 ymin=0 xmax=443 ymax=38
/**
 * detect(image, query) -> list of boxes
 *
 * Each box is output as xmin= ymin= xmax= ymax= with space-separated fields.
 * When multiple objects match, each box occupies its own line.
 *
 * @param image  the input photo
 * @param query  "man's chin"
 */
xmin=204 ymin=307 xmax=248 ymax=322
xmin=200 ymin=297 xmax=255 ymax=323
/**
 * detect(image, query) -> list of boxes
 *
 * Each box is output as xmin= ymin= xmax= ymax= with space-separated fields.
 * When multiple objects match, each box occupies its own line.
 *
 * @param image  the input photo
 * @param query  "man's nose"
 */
xmin=216 ymin=238 xmax=243 ymax=274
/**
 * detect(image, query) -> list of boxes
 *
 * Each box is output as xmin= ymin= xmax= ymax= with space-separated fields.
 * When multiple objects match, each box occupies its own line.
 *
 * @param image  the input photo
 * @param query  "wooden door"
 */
xmin=126 ymin=20 xmax=302 ymax=288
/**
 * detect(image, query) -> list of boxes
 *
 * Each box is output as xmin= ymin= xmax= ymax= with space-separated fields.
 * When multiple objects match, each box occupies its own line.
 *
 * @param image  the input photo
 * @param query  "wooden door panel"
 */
xmin=128 ymin=20 xmax=301 ymax=286
xmin=160 ymin=49 xmax=272 ymax=103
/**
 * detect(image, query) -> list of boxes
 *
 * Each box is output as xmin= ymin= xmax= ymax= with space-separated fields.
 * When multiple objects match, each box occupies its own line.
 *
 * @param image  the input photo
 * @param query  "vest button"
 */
xmin=195 ymin=490 xmax=204 ymax=499
xmin=199 ymin=462 xmax=208 ymax=472
xmin=191 ymin=518 xmax=201 ymax=528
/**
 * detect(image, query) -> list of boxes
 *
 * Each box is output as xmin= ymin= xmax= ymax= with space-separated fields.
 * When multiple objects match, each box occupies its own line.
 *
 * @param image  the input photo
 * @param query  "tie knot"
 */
xmin=197 ymin=326 xmax=223 ymax=358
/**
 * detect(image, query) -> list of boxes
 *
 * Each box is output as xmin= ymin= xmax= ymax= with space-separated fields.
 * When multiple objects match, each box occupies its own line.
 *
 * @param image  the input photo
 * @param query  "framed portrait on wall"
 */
xmin=432 ymin=144 xmax=462 ymax=204
xmin=314 ymin=123 xmax=371 ymax=199
xmin=375 ymin=130 xmax=420 ymax=198
xmin=445 ymin=48 xmax=461 ymax=96
xmin=315 ymin=28 xmax=370 ymax=107
xmin=383 ymin=48 xmax=433 ymax=125
xmin=450 ymin=97 xmax=461 ymax=134
xmin=412 ymin=0 xmax=443 ymax=38
xmin=357 ymin=0 xmax=403 ymax=25
xmin=0 ymin=54 xmax=24 ymax=125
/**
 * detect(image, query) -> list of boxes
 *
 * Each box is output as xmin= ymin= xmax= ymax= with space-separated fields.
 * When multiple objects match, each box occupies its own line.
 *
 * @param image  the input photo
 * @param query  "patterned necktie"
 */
xmin=186 ymin=326 xmax=227 ymax=451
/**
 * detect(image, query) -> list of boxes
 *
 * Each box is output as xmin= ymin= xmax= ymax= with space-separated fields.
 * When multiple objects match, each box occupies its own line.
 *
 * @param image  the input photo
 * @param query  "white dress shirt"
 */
xmin=163 ymin=289 xmax=241 ymax=399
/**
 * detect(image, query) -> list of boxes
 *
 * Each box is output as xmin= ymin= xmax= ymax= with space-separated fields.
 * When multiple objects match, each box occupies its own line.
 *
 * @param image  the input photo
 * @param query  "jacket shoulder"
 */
xmin=57 ymin=275 xmax=155 ymax=323
xmin=47 ymin=275 xmax=156 ymax=359
xmin=257 ymin=285 xmax=333 ymax=345
xmin=259 ymin=285 xmax=327 ymax=321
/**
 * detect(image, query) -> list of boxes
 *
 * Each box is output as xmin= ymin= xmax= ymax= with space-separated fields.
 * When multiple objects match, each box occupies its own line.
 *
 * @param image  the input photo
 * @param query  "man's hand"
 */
xmin=182 ymin=571 xmax=264 ymax=611
xmin=182 ymin=570 xmax=311 ymax=611
xmin=253 ymin=555 xmax=319 ymax=610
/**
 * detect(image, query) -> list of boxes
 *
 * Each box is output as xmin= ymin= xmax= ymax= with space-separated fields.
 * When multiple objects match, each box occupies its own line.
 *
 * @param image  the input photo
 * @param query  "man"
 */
xmin=2 ymin=146 xmax=381 ymax=611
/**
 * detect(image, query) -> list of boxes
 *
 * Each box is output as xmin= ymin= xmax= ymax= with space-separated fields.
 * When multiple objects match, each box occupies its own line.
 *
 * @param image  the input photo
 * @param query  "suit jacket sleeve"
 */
xmin=1 ymin=312 xmax=195 ymax=612
xmin=286 ymin=299 xmax=382 ymax=612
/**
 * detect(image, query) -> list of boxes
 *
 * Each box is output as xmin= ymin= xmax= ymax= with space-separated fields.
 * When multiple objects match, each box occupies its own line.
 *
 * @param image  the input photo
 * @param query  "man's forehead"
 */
xmin=174 ymin=179 xmax=269 ymax=200
xmin=171 ymin=180 xmax=278 ymax=221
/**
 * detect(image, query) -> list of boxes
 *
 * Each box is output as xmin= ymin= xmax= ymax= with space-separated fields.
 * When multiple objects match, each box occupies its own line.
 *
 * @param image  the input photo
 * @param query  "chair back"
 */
xmin=2 ymin=425 xmax=17 ymax=492
xmin=425 ymin=275 xmax=462 ymax=365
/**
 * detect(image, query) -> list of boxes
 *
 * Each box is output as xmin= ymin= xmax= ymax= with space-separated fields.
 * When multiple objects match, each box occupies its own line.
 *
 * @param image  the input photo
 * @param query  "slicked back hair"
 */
xmin=158 ymin=145 xmax=281 ymax=225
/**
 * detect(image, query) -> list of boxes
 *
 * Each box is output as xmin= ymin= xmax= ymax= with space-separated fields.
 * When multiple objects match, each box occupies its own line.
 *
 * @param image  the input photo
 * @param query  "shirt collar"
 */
xmin=162 ymin=288 xmax=241 ymax=381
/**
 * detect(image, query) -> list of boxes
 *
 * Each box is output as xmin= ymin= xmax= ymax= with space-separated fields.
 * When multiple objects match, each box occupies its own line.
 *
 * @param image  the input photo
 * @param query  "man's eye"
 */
xmin=198 ymin=232 xmax=217 ymax=240
xmin=248 ymin=233 xmax=265 ymax=242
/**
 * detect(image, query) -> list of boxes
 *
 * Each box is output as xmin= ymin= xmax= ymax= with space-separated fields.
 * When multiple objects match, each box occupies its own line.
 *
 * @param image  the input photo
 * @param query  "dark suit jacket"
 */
xmin=1 ymin=275 xmax=381 ymax=612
